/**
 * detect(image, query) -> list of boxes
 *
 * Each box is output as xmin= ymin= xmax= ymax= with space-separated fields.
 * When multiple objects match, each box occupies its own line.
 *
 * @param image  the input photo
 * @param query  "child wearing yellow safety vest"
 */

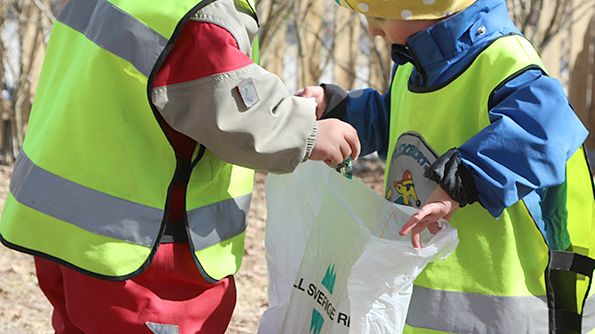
xmin=299 ymin=0 xmax=595 ymax=332
xmin=0 ymin=0 xmax=360 ymax=333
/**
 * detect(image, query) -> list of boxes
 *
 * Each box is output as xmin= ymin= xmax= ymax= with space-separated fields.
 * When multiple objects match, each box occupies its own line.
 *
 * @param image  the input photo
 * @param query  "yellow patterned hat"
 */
xmin=335 ymin=0 xmax=476 ymax=20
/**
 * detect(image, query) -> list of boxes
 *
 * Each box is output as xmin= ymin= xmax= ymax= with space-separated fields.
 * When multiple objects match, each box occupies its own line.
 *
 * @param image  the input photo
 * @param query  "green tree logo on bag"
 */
xmin=309 ymin=264 xmax=338 ymax=333
xmin=322 ymin=264 xmax=336 ymax=294
xmin=310 ymin=309 xmax=325 ymax=334
xmin=293 ymin=263 xmax=350 ymax=331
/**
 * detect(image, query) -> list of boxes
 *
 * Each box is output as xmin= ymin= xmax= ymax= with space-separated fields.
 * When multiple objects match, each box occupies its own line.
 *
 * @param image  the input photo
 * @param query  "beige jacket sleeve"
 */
xmin=151 ymin=0 xmax=317 ymax=174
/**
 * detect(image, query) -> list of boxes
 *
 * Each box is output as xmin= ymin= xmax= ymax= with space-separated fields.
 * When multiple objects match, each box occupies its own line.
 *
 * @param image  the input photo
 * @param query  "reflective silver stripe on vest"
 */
xmin=58 ymin=0 xmax=167 ymax=77
xmin=10 ymin=153 xmax=163 ymax=247
xmin=406 ymin=286 xmax=548 ymax=333
xmin=187 ymin=193 xmax=252 ymax=251
xmin=584 ymin=294 xmax=595 ymax=334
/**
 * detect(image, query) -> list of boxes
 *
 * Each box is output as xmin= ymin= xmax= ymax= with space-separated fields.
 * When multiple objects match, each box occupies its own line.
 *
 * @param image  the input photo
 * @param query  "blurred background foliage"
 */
xmin=0 ymin=0 xmax=593 ymax=164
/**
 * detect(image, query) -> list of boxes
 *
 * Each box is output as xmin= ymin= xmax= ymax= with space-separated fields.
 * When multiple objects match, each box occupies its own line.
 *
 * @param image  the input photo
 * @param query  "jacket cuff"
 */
xmin=320 ymin=83 xmax=348 ymax=121
xmin=302 ymin=121 xmax=318 ymax=162
xmin=424 ymin=148 xmax=478 ymax=207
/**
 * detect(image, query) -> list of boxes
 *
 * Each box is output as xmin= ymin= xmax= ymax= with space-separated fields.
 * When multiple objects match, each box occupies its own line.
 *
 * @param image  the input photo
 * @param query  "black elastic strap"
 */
xmin=547 ymin=251 xmax=595 ymax=333
xmin=550 ymin=251 xmax=595 ymax=278
xmin=423 ymin=148 xmax=478 ymax=207
xmin=191 ymin=144 xmax=207 ymax=168
xmin=161 ymin=220 xmax=188 ymax=243
xmin=163 ymin=145 xmax=206 ymax=243
xmin=172 ymin=160 xmax=192 ymax=184
xmin=553 ymin=309 xmax=582 ymax=334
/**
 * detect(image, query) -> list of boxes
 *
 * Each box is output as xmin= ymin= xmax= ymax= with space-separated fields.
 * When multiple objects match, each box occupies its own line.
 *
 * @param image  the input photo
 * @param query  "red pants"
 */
xmin=34 ymin=243 xmax=236 ymax=334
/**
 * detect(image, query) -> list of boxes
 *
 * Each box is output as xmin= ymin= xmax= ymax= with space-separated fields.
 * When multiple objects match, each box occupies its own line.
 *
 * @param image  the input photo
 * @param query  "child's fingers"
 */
xmin=410 ymin=215 xmax=439 ymax=248
xmin=411 ymin=231 xmax=422 ymax=249
xmin=428 ymin=221 xmax=442 ymax=234
xmin=327 ymin=153 xmax=343 ymax=166
xmin=339 ymin=141 xmax=351 ymax=161
xmin=400 ymin=216 xmax=422 ymax=236
xmin=410 ymin=222 xmax=428 ymax=249
xmin=400 ymin=205 xmax=433 ymax=235
xmin=401 ymin=206 xmax=445 ymax=248
xmin=296 ymin=86 xmax=314 ymax=98
xmin=399 ymin=213 xmax=421 ymax=236
xmin=345 ymin=129 xmax=360 ymax=160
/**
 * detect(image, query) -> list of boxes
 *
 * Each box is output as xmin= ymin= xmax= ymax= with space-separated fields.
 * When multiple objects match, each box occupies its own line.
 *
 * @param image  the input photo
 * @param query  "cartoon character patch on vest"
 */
xmin=385 ymin=132 xmax=440 ymax=207
xmin=389 ymin=170 xmax=421 ymax=207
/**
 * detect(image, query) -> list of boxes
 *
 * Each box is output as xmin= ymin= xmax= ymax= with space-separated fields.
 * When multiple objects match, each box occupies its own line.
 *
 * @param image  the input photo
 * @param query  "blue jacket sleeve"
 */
xmin=459 ymin=69 xmax=589 ymax=217
xmin=345 ymin=88 xmax=391 ymax=160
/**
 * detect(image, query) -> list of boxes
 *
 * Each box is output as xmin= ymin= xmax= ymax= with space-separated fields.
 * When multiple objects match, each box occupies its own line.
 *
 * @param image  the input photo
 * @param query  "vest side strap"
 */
xmin=550 ymin=251 xmax=595 ymax=277
xmin=553 ymin=309 xmax=582 ymax=334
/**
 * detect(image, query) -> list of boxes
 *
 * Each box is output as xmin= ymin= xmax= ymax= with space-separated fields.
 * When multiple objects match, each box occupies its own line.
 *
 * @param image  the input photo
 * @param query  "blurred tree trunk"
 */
xmin=256 ymin=0 xmax=289 ymax=55
xmin=507 ymin=0 xmax=593 ymax=52
xmin=261 ymin=23 xmax=287 ymax=78
xmin=368 ymin=34 xmax=391 ymax=92
xmin=0 ymin=0 xmax=55 ymax=164
xmin=295 ymin=0 xmax=324 ymax=86
xmin=0 ymin=2 xmax=11 ymax=163
xmin=15 ymin=1 xmax=50 ymax=145
xmin=568 ymin=15 xmax=595 ymax=149
xmin=332 ymin=10 xmax=360 ymax=89
xmin=257 ymin=0 xmax=287 ymax=78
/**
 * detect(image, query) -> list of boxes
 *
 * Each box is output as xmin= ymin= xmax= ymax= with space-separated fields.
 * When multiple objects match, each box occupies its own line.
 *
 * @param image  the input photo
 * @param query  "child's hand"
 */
xmin=399 ymin=186 xmax=459 ymax=249
xmin=310 ymin=119 xmax=360 ymax=166
xmin=296 ymin=86 xmax=326 ymax=119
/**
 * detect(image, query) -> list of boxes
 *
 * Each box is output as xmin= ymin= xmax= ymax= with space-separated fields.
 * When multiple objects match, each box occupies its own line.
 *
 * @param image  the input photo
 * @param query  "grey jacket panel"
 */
xmin=152 ymin=63 xmax=317 ymax=174
xmin=151 ymin=0 xmax=317 ymax=174
xmin=152 ymin=0 xmax=317 ymax=173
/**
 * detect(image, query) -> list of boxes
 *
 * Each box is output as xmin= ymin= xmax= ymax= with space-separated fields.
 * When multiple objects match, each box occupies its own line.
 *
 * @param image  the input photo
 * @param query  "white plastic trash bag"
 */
xmin=258 ymin=161 xmax=459 ymax=334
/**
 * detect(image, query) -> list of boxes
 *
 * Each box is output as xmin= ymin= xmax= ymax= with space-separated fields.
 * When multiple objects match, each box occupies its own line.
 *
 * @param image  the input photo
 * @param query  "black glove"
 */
xmin=320 ymin=83 xmax=348 ymax=120
xmin=424 ymin=148 xmax=478 ymax=207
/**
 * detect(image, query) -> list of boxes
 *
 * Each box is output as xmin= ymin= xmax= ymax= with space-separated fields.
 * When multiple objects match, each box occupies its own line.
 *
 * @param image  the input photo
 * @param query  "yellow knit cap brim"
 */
xmin=337 ymin=0 xmax=476 ymax=20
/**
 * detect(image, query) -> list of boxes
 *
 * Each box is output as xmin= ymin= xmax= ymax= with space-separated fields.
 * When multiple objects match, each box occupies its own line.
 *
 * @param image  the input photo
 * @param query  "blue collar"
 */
xmin=392 ymin=0 xmax=520 ymax=85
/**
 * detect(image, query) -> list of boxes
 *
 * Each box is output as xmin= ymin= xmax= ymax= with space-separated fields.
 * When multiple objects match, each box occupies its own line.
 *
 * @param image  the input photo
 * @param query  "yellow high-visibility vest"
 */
xmin=0 ymin=0 xmax=259 ymax=283
xmin=385 ymin=35 xmax=595 ymax=333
